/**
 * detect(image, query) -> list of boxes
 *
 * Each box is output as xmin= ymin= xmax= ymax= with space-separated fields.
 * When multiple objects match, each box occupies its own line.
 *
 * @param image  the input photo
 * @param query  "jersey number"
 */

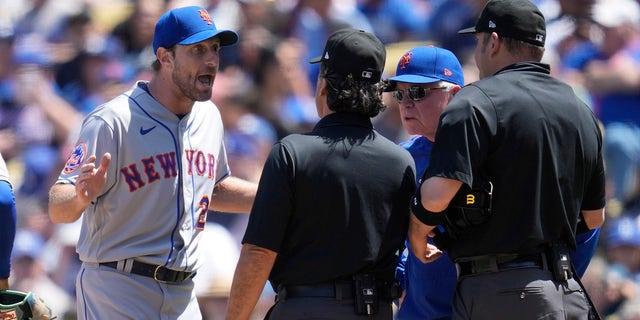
xmin=196 ymin=196 xmax=210 ymax=230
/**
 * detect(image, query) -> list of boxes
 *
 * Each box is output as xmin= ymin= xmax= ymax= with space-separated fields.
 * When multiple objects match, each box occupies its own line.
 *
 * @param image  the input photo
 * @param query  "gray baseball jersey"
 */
xmin=56 ymin=81 xmax=230 ymax=272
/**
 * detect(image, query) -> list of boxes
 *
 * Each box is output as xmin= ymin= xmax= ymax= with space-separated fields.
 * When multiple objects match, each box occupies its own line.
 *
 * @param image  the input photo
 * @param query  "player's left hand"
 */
xmin=76 ymin=153 xmax=111 ymax=205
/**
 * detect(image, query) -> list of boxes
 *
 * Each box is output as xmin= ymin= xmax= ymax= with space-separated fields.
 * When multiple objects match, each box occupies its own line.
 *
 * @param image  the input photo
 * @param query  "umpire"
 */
xmin=226 ymin=28 xmax=415 ymax=319
xmin=408 ymin=0 xmax=606 ymax=319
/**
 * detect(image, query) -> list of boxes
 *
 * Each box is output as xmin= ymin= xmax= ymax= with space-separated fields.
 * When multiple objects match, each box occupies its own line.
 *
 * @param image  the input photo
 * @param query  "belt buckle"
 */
xmin=471 ymin=257 xmax=498 ymax=273
xmin=153 ymin=265 xmax=169 ymax=283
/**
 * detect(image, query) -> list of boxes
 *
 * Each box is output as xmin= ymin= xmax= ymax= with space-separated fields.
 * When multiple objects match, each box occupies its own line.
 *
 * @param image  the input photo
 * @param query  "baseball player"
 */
xmin=0 ymin=153 xmax=16 ymax=291
xmin=47 ymin=6 xmax=257 ymax=319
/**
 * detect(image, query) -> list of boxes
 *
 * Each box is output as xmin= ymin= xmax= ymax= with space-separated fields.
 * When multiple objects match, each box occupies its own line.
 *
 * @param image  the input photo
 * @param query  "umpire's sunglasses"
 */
xmin=393 ymin=86 xmax=447 ymax=103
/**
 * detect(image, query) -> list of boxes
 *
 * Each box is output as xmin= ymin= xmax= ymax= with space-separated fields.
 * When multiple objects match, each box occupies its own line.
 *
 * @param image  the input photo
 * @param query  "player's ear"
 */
xmin=157 ymin=47 xmax=174 ymax=66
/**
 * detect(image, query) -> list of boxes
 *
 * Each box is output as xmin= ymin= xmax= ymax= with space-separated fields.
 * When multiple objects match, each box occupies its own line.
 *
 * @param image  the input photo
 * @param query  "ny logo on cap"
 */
xmin=536 ymin=34 xmax=544 ymax=42
xmin=399 ymin=52 xmax=413 ymax=70
xmin=362 ymin=71 xmax=373 ymax=79
xmin=488 ymin=20 xmax=496 ymax=28
xmin=198 ymin=9 xmax=212 ymax=25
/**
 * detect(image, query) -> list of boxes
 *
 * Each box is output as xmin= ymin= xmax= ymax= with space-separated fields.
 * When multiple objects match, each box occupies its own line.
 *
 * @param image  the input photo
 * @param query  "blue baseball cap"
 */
xmin=11 ymin=230 xmax=44 ymax=260
xmin=152 ymin=6 xmax=238 ymax=56
xmin=389 ymin=46 xmax=464 ymax=87
xmin=606 ymin=215 xmax=640 ymax=248
xmin=13 ymin=34 xmax=52 ymax=67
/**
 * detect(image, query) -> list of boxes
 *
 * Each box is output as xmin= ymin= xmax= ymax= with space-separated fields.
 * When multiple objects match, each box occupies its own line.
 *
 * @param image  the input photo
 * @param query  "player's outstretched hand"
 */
xmin=76 ymin=153 xmax=111 ymax=205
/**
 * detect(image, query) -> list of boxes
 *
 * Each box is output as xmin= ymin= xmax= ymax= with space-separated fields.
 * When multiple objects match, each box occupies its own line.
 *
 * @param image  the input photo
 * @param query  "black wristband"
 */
xmin=411 ymin=192 xmax=447 ymax=226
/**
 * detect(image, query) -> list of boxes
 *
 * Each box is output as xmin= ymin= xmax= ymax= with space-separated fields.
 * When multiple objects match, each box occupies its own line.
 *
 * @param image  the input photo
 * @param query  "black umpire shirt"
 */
xmin=425 ymin=62 xmax=606 ymax=260
xmin=242 ymin=112 xmax=416 ymax=289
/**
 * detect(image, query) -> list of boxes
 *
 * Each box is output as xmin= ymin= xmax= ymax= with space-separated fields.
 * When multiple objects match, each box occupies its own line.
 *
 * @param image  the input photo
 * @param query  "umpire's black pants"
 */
xmin=265 ymin=297 xmax=394 ymax=320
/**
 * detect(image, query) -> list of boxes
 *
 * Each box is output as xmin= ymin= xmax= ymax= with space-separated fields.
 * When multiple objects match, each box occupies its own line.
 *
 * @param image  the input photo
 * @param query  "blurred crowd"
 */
xmin=0 ymin=0 xmax=639 ymax=319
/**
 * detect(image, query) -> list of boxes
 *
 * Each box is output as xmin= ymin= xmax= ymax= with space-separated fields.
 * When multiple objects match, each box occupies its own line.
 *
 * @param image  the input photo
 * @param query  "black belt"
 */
xmin=279 ymin=282 xmax=354 ymax=301
xmin=278 ymin=281 xmax=401 ymax=301
xmin=455 ymin=253 xmax=546 ymax=277
xmin=100 ymin=261 xmax=196 ymax=283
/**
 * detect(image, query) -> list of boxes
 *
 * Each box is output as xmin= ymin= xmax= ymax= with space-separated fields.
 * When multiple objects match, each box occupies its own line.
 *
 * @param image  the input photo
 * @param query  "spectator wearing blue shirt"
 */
xmin=389 ymin=45 xmax=601 ymax=320
xmin=357 ymin=0 xmax=428 ymax=44
xmin=425 ymin=0 xmax=481 ymax=60
xmin=582 ymin=0 xmax=640 ymax=207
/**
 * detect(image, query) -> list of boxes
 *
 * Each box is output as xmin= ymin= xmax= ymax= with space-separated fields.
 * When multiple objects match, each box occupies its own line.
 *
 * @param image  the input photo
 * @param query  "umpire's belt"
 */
xmin=277 ymin=281 xmax=400 ymax=301
xmin=100 ymin=260 xmax=196 ymax=283
xmin=455 ymin=253 xmax=545 ymax=277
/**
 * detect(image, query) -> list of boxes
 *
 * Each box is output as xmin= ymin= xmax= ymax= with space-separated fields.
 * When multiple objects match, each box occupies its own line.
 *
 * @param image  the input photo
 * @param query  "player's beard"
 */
xmin=172 ymin=67 xmax=215 ymax=102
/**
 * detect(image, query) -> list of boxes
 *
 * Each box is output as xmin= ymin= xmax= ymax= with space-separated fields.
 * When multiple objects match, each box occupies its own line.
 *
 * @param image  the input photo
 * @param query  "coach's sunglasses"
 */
xmin=393 ymin=86 xmax=447 ymax=103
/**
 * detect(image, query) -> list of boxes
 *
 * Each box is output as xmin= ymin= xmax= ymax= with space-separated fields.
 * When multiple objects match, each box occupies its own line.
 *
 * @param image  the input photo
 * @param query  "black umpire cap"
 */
xmin=458 ymin=0 xmax=546 ymax=47
xmin=310 ymin=28 xmax=386 ymax=82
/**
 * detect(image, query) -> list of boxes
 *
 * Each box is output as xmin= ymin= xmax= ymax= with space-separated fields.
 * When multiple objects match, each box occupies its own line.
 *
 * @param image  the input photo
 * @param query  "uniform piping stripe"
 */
xmin=125 ymin=93 xmax=183 ymax=268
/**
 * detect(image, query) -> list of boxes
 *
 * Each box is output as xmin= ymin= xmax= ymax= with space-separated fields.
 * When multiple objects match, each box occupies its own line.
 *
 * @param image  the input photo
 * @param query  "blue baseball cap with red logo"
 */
xmin=389 ymin=46 xmax=464 ymax=87
xmin=152 ymin=6 xmax=238 ymax=56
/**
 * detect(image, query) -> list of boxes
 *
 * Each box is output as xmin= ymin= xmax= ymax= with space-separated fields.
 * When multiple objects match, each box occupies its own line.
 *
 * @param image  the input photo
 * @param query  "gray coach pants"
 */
xmin=452 ymin=267 xmax=590 ymax=320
